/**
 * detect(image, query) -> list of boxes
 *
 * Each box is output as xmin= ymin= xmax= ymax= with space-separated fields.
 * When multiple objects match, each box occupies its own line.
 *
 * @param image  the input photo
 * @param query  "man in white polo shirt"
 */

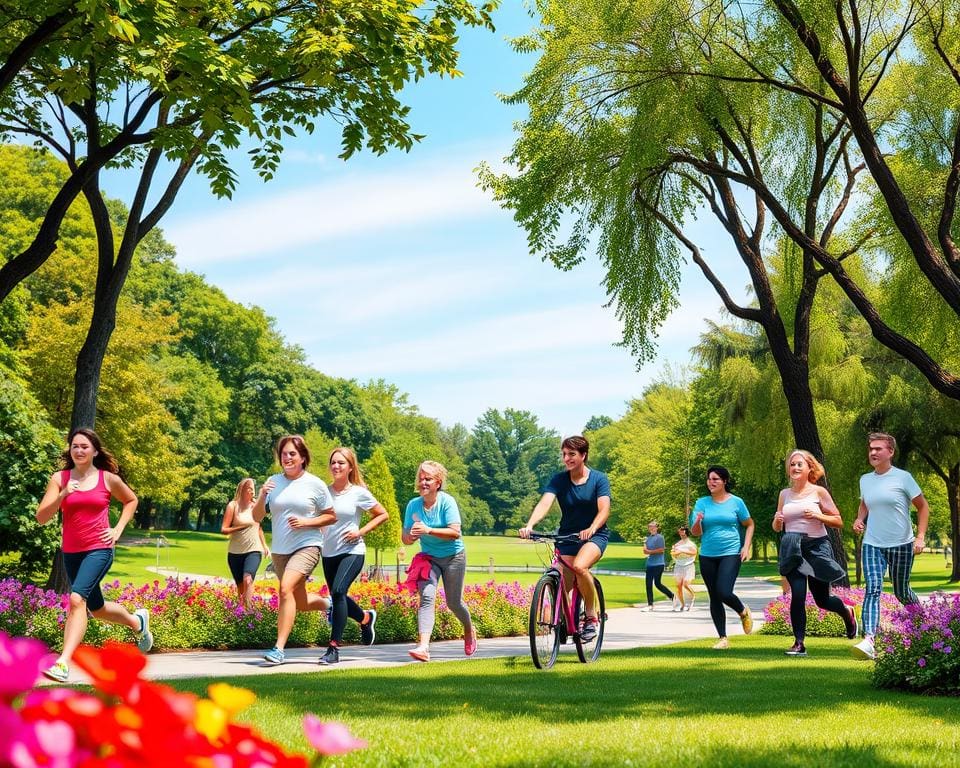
xmin=851 ymin=432 xmax=929 ymax=660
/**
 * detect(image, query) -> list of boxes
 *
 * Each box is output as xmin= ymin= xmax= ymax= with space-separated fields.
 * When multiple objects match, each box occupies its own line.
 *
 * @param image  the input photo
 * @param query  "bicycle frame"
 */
xmin=546 ymin=550 xmax=582 ymax=640
xmin=527 ymin=531 xmax=606 ymax=668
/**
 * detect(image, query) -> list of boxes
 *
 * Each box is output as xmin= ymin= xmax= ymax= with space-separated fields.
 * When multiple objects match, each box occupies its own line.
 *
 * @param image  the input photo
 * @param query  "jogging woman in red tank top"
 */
xmin=35 ymin=428 xmax=154 ymax=682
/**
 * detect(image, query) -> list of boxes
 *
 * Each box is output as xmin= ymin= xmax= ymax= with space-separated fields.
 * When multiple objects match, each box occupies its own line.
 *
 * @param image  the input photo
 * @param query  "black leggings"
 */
xmin=645 ymin=564 xmax=674 ymax=605
xmin=699 ymin=554 xmax=745 ymax=637
xmin=785 ymin=569 xmax=851 ymax=643
xmin=321 ymin=553 xmax=366 ymax=644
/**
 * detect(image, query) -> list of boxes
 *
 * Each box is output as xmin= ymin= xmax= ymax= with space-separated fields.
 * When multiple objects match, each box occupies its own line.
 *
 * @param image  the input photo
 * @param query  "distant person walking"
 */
xmin=773 ymin=450 xmax=857 ymax=657
xmin=690 ymin=465 xmax=755 ymax=649
xmin=402 ymin=461 xmax=476 ymax=662
xmin=852 ymin=432 xmax=929 ymax=661
xmin=253 ymin=434 xmax=334 ymax=665
xmin=35 ymin=428 xmax=153 ymax=683
xmin=639 ymin=520 xmax=674 ymax=611
xmin=319 ymin=447 xmax=389 ymax=665
xmin=671 ymin=526 xmax=698 ymax=611
xmin=221 ymin=477 xmax=269 ymax=611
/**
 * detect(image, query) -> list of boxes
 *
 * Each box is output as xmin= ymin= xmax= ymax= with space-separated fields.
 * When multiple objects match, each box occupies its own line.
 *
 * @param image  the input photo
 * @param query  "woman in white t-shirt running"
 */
xmin=318 ymin=447 xmax=389 ymax=665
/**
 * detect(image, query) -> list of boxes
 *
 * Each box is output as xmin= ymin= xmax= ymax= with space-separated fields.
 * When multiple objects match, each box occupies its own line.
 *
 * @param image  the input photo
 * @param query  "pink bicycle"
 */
xmin=527 ymin=532 xmax=607 ymax=669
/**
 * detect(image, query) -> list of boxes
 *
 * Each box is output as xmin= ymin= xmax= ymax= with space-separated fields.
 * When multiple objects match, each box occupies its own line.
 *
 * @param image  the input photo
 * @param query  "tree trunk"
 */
xmin=949 ymin=463 xmax=959 ymax=584
xmin=175 ymin=500 xmax=191 ymax=531
xmin=44 ymin=545 xmax=70 ymax=594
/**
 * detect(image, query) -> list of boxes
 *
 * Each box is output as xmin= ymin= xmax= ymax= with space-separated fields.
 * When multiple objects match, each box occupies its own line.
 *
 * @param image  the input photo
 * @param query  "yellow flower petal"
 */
xmin=207 ymin=683 xmax=256 ymax=715
xmin=194 ymin=699 xmax=229 ymax=742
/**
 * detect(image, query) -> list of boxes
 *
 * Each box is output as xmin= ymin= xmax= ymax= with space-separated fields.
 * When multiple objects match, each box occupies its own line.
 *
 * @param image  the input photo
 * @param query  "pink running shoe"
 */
xmin=465 ymin=629 xmax=478 ymax=656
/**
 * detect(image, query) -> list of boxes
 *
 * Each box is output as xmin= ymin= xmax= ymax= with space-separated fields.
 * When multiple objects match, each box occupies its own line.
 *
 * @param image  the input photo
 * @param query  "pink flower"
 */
xmin=302 ymin=716 xmax=367 ymax=756
xmin=0 ymin=632 xmax=55 ymax=701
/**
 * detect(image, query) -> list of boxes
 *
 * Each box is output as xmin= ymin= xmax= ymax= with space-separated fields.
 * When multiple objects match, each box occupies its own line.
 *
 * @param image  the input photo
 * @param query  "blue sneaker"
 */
xmin=135 ymin=608 xmax=154 ymax=653
xmin=264 ymin=646 xmax=285 ymax=665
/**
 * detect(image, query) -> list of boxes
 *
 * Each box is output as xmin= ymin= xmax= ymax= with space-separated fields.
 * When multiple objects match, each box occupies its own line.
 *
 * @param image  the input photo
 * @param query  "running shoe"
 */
xmin=135 ymin=608 xmax=154 ymax=653
xmin=845 ymin=606 xmax=859 ymax=640
xmin=685 ymin=596 xmax=695 ymax=611
xmin=638 ymin=604 xmax=655 ymax=612
xmin=319 ymin=646 xmax=339 ymax=665
xmin=712 ymin=637 xmax=730 ymax=650
xmin=740 ymin=606 xmax=754 ymax=635
xmin=360 ymin=609 xmax=377 ymax=646
xmin=785 ymin=642 xmax=807 ymax=657
xmin=43 ymin=661 xmax=69 ymax=683
xmin=264 ymin=647 xmax=285 ymax=665
xmin=464 ymin=628 xmax=478 ymax=656
xmin=408 ymin=646 xmax=430 ymax=662
xmin=671 ymin=597 xmax=681 ymax=612
xmin=851 ymin=636 xmax=875 ymax=660
xmin=580 ymin=617 xmax=599 ymax=642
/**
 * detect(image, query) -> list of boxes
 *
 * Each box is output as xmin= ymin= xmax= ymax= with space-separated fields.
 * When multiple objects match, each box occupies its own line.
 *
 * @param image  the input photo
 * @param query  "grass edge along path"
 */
xmin=168 ymin=635 xmax=960 ymax=768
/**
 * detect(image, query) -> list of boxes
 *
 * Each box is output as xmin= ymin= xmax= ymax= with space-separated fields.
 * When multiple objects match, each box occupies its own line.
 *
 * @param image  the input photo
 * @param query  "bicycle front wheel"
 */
xmin=574 ymin=577 xmax=606 ymax=663
xmin=529 ymin=573 xmax=561 ymax=669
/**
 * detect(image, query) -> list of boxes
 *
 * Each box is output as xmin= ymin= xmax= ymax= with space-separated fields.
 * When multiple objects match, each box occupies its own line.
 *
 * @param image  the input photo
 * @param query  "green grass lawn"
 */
xmin=168 ymin=635 xmax=960 ymax=767
xmin=110 ymin=533 xmax=958 ymax=607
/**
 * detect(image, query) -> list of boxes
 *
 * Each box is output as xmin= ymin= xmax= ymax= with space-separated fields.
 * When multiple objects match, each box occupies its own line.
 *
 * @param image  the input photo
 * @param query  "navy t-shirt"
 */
xmin=545 ymin=469 xmax=611 ymax=536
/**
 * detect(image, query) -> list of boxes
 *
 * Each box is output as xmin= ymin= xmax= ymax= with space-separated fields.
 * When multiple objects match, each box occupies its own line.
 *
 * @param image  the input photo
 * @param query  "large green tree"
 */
xmin=1 ymin=0 xmax=497 ymax=430
xmin=466 ymin=408 xmax=558 ymax=532
xmin=362 ymin=447 xmax=402 ymax=570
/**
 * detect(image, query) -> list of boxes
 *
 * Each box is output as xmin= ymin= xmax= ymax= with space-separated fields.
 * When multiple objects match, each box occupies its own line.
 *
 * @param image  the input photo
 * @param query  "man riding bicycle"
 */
xmin=519 ymin=435 xmax=610 ymax=641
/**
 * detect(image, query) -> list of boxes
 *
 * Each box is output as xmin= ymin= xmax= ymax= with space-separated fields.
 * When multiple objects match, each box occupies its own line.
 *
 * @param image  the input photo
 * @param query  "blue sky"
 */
xmin=105 ymin=2 xmax=748 ymax=435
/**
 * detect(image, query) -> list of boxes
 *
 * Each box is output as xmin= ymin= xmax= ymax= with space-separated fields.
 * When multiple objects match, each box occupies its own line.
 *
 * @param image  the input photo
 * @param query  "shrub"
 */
xmin=873 ymin=592 xmax=960 ymax=696
xmin=3 ymin=576 xmax=531 ymax=651
xmin=760 ymin=587 xmax=901 ymax=637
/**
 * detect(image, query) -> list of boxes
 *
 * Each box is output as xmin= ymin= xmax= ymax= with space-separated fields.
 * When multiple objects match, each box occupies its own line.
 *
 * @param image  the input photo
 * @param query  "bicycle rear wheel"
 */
xmin=574 ymin=577 xmax=606 ymax=663
xmin=529 ymin=573 xmax=561 ymax=669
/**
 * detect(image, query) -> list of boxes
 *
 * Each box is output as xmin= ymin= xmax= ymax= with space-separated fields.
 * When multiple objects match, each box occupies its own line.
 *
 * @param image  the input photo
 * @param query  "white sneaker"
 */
xmin=134 ymin=608 xmax=154 ymax=653
xmin=639 ymin=605 xmax=655 ymax=612
xmin=852 ymin=636 xmax=875 ymax=660
xmin=671 ymin=599 xmax=681 ymax=612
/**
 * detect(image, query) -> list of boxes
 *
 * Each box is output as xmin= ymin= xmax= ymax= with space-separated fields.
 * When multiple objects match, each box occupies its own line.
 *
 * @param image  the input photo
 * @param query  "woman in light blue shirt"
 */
xmin=401 ymin=460 xmax=475 ymax=662
xmin=690 ymin=465 xmax=755 ymax=649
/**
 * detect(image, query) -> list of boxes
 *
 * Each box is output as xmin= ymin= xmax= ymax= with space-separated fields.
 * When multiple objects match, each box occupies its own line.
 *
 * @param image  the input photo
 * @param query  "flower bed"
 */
xmin=0 ymin=577 xmax=531 ymax=651
xmin=759 ymin=587 xmax=901 ymax=637
xmin=1 ymin=632 xmax=366 ymax=767
xmin=873 ymin=592 xmax=960 ymax=696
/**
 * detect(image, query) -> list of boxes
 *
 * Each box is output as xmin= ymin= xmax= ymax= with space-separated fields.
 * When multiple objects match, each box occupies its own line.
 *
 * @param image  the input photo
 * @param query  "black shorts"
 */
xmin=556 ymin=530 xmax=609 ymax=557
xmin=227 ymin=551 xmax=263 ymax=584
xmin=63 ymin=548 xmax=114 ymax=611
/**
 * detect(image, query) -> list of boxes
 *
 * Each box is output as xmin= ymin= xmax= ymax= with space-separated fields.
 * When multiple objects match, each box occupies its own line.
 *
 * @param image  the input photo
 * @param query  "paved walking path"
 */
xmin=127 ymin=577 xmax=781 ymax=682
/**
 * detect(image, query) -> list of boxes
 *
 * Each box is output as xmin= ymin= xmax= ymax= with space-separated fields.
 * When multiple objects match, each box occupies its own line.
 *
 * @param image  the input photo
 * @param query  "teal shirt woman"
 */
xmin=689 ymin=465 xmax=754 ymax=649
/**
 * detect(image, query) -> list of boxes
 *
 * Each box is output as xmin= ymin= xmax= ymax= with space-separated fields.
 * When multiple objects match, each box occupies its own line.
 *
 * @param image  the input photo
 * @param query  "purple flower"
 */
xmin=918 ymin=657 xmax=926 ymax=667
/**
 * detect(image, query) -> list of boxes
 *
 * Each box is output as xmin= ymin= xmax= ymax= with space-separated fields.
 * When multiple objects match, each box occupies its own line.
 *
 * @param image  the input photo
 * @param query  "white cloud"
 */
xmin=314 ymin=303 xmax=625 ymax=378
xmin=219 ymin=253 xmax=513 ymax=325
xmin=166 ymin=155 xmax=500 ymax=269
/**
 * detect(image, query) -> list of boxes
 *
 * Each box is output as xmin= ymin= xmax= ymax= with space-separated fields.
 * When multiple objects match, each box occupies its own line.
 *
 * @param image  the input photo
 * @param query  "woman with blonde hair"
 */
xmin=402 ymin=460 xmax=476 ymax=662
xmin=773 ymin=449 xmax=857 ymax=656
xmin=221 ymin=477 xmax=269 ymax=610
xmin=319 ymin=447 xmax=389 ymax=665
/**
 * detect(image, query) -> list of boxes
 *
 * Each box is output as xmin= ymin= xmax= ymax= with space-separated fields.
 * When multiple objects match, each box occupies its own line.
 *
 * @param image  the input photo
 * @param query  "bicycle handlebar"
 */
xmin=525 ymin=532 xmax=583 ymax=544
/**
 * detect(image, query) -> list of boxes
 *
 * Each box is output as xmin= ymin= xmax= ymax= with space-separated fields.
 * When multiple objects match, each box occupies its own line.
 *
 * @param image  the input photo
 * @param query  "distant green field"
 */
xmin=108 ymin=532 xmax=957 ymax=610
